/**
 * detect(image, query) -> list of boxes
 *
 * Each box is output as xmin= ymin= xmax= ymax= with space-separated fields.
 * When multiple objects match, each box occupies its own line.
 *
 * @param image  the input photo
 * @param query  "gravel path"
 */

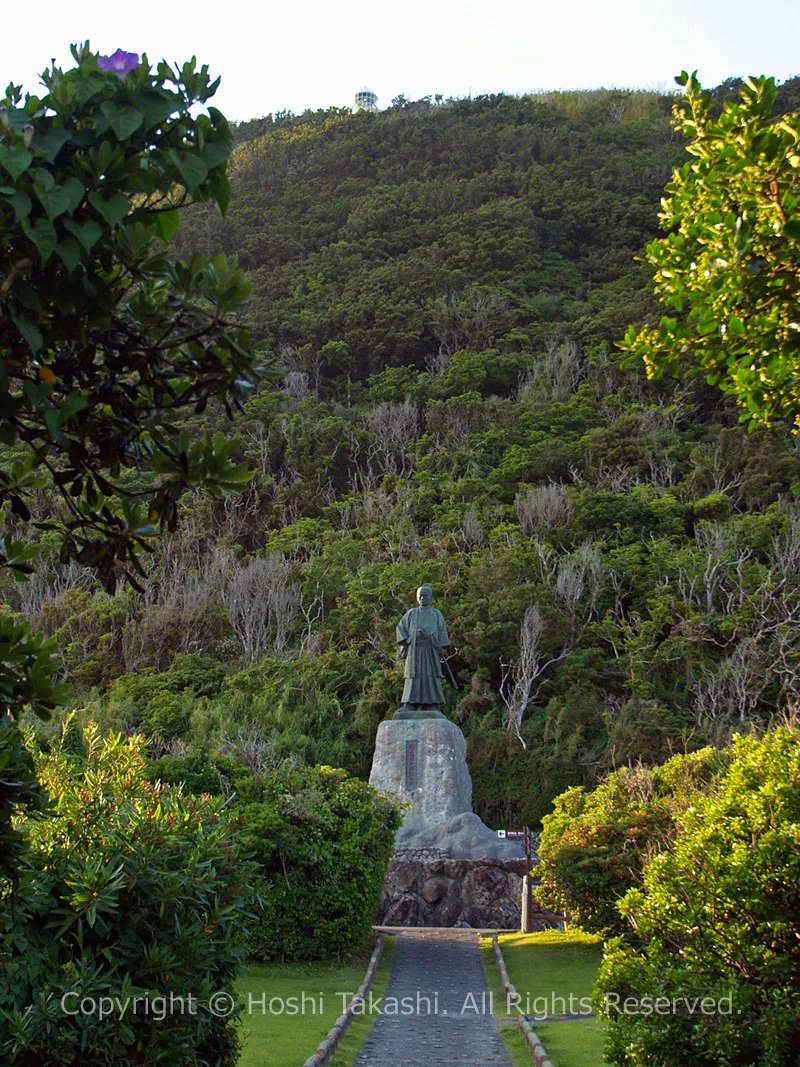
xmin=354 ymin=929 xmax=513 ymax=1067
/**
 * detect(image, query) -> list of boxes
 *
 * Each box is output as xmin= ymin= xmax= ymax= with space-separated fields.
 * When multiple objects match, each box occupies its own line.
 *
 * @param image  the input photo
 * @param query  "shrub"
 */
xmin=221 ymin=653 xmax=368 ymax=774
xmin=240 ymin=764 xmax=402 ymax=962
xmin=0 ymin=721 xmax=254 ymax=1067
xmin=691 ymin=490 xmax=732 ymax=521
xmin=597 ymin=726 xmax=800 ymax=1066
xmin=99 ymin=656 xmax=227 ymax=735
xmin=148 ymin=750 xmax=245 ymax=796
xmin=535 ymin=746 xmax=731 ymax=934
xmin=143 ymin=691 xmax=193 ymax=741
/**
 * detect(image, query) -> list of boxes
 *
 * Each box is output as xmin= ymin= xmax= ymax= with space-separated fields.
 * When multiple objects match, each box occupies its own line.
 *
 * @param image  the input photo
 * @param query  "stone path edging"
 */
xmin=491 ymin=935 xmax=555 ymax=1067
xmin=302 ymin=934 xmax=384 ymax=1067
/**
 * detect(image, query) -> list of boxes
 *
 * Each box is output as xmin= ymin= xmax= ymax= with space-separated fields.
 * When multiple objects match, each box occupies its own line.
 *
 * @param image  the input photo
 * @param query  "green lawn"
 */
xmin=480 ymin=931 xmax=608 ymax=1067
xmin=536 ymin=1018 xmax=607 ymax=1066
xmin=237 ymin=938 xmax=395 ymax=1067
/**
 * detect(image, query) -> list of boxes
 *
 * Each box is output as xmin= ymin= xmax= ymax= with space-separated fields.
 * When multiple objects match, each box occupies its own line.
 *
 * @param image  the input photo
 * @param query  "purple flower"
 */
xmin=98 ymin=49 xmax=140 ymax=77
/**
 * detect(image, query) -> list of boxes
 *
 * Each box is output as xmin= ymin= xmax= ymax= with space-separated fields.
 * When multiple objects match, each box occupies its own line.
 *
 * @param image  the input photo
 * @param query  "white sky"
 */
xmin=4 ymin=0 xmax=800 ymax=122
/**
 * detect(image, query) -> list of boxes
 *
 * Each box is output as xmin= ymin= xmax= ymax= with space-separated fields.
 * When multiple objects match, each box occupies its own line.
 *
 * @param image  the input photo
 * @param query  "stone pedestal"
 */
xmin=369 ymin=716 xmax=525 ymax=864
xmin=370 ymin=716 xmax=534 ymax=925
xmin=369 ymin=717 xmax=472 ymax=824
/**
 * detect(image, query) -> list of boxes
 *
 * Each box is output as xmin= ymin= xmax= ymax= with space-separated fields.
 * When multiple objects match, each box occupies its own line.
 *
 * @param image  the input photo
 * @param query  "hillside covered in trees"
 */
xmin=7 ymin=80 xmax=800 ymax=828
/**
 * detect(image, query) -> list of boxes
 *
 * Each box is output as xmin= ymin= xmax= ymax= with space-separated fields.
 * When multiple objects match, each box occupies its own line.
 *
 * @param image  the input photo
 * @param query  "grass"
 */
xmin=236 ymin=937 xmax=395 ymax=1067
xmin=535 ymin=1019 xmax=608 ymax=1066
xmin=480 ymin=930 xmax=608 ymax=1067
xmin=493 ymin=1019 xmax=539 ymax=1067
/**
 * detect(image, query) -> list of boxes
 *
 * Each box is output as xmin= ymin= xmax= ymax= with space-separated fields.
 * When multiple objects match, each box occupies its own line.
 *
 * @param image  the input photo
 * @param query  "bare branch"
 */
xmin=516 ymin=483 xmax=573 ymax=533
xmin=222 ymin=552 xmax=301 ymax=661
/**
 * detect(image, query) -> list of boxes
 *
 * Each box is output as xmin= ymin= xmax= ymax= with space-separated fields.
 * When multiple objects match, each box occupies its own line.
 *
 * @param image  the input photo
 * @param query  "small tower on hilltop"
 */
xmin=354 ymin=87 xmax=378 ymax=112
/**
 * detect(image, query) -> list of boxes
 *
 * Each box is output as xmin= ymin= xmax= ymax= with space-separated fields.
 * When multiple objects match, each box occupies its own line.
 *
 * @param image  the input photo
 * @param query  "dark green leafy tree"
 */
xmin=0 ymin=44 xmax=265 ymax=879
xmin=621 ymin=73 xmax=800 ymax=428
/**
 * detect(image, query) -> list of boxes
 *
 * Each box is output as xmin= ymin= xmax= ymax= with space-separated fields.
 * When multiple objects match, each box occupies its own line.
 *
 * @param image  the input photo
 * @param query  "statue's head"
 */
xmin=416 ymin=586 xmax=433 ymax=606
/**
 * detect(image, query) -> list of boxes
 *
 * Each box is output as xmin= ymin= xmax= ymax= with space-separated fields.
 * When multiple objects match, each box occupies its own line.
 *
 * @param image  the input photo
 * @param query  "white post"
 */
xmin=521 ymin=874 xmax=534 ymax=933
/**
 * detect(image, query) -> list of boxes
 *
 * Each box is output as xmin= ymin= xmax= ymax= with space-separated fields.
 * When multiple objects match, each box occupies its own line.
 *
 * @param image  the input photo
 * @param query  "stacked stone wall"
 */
xmin=377 ymin=856 xmax=562 ymax=929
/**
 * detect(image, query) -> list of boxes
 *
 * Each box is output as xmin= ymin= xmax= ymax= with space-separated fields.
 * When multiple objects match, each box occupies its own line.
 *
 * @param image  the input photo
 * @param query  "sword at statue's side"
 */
xmin=440 ymin=652 xmax=460 ymax=691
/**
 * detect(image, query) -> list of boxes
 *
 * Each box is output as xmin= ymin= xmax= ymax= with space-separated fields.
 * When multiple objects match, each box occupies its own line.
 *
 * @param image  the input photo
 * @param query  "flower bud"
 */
xmin=0 ymin=107 xmax=8 ymax=130
xmin=23 ymin=124 xmax=34 ymax=149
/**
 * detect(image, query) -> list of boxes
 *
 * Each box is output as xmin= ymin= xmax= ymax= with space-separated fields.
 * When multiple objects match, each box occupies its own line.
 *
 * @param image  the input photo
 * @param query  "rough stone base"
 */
xmin=369 ymin=717 xmax=524 ymax=860
xmin=396 ymin=811 xmax=525 ymax=860
xmin=376 ymin=857 xmax=562 ymax=929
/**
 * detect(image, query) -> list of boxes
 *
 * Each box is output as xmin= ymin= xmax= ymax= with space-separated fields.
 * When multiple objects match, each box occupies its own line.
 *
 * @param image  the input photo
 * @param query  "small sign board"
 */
xmin=497 ymin=827 xmax=534 ymax=865
xmin=405 ymin=740 xmax=418 ymax=791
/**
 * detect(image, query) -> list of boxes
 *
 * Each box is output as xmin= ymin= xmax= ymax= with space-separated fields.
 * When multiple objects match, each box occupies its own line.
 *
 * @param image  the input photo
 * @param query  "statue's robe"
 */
xmin=397 ymin=606 xmax=450 ymax=706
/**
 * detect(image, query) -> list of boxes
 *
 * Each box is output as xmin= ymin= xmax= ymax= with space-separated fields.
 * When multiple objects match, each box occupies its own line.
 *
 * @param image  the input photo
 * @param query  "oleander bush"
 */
xmin=0 ymin=721 xmax=255 ymax=1067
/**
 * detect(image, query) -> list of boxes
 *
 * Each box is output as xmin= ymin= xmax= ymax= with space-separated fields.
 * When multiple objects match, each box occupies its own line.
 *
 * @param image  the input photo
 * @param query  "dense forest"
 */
xmin=6 ymin=77 xmax=800 ymax=829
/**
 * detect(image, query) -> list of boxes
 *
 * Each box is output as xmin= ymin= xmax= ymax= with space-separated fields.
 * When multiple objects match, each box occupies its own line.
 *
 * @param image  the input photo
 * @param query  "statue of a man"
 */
xmin=396 ymin=586 xmax=450 ymax=709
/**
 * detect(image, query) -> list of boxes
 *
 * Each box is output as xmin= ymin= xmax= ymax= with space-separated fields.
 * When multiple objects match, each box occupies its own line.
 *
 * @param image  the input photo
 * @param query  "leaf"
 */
xmin=99 ymin=102 xmax=144 ymax=140
xmin=21 ymin=380 xmax=52 ymax=405
xmin=62 ymin=392 xmax=89 ymax=420
xmin=728 ymin=316 xmax=745 ymax=337
xmin=44 ymin=407 xmax=62 ymax=434
xmin=209 ymin=171 xmax=231 ymax=215
xmin=21 ymin=217 xmax=57 ymax=263
xmin=201 ymin=141 xmax=230 ymax=170
xmin=783 ymin=219 xmax=800 ymax=240
xmin=154 ymin=209 xmax=181 ymax=241
xmin=88 ymin=191 xmax=130 ymax=227
xmin=42 ymin=395 xmax=88 ymax=436
xmin=139 ymin=91 xmax=178 ymax=131
xmin=15 ymin=316 xmax=43 ymax=354
xmin=696 ymin=317 xmax=719 ymax=337
xmin=31 ymin=126 xmax=70 ymax=163
xmin=30 ymin=167 xmax=53 ymax=191
xmin=6 ymin=191 xmax=32 ymax=220
xmin=64 ymin=218 xmax=102 ymax=252
xmin=0 ymin=144 xmax=32 ymax=181
xmin=37 ymin=183 xmax=73 ymax=220
xmin=168 ymin=149 xmax=208 ymax=192
xmin=56 ymin=238 xmax=82 ymax=273
xmin=61 ymin=177 xmax=85 ymax=213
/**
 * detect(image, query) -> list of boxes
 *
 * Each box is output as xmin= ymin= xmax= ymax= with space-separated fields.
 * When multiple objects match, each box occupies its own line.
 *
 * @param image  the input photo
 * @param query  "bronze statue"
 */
xmin=396 ymin=586 xmax=450 ymax=714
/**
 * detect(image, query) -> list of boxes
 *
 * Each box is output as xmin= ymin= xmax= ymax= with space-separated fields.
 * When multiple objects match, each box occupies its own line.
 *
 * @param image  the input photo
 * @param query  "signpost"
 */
xmin=496 ymin=827 xmax=533 ymax=866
